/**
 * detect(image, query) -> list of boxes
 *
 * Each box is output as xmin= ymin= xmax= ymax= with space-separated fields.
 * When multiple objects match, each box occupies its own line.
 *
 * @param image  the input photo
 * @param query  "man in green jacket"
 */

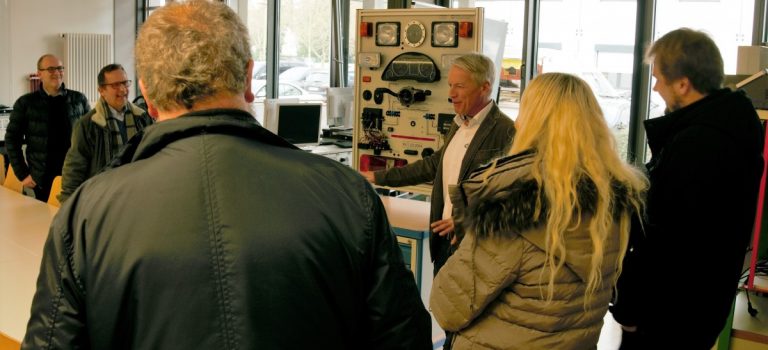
xmin=59 ymin=63 xmax=152 ymax=202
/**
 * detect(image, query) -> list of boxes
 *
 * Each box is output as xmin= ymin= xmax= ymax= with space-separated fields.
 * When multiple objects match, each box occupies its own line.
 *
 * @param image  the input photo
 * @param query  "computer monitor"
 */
xmin=272 ymin=102 xmax=322 ymax=147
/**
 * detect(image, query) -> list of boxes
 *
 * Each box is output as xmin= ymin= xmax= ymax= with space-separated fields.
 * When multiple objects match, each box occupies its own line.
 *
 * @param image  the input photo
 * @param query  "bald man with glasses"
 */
xmin=59 ymin=63 xmax=153 ymax=203
xmin=4 ymin=54 xmax=90 ymax=201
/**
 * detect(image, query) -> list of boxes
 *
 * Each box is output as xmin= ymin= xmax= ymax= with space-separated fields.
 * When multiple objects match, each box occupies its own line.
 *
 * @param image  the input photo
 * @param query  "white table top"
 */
xmin=0 ymin=187 xmax=57 ymax=343
xmin=379 ymin=196 xmax=430 ymax=232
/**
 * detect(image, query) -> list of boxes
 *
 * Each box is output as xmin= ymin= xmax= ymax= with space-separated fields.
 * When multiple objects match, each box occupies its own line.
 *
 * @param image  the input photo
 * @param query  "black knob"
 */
xmin=363 ymin=90 xmax=373 ymax=101
xmin=421 ymin=148 xmax=434 ymax=158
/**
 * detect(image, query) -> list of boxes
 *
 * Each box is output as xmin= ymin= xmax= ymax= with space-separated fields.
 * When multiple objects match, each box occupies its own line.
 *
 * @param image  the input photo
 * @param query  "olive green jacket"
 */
xmin=431 ymin=150 xmax=634 ymax=349
xmin=58 ymin=98 xmax=151 ymax=202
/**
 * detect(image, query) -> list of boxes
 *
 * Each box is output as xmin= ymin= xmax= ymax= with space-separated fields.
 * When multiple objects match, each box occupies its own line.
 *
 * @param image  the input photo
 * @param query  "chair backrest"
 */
xmin=47 ymin=176 xmax=62 ymax=207
xmin=0 ymin=156 xmax=5 ymax=185
xmin=3 ymin=164 xmax=24 ymax=193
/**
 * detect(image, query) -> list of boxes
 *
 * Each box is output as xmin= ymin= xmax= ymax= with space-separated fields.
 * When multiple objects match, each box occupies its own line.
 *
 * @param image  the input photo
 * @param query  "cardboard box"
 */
xmin=735 ymin=69 xmax=768 ymax=110
xmin=737 ymin=46 xmax=768 ymax=75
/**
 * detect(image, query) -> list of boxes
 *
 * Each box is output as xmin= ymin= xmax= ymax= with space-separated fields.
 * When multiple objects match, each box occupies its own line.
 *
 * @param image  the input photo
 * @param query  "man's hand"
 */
xmin=620 ymin=325 xmax=637 ymax=332
xmin=21 ymin=175 xmax=36 ymax=189
xmin=360 ymin=171 xmax=375 ymax=184
xmin=431 ymin=218 xmax=457 ymax=245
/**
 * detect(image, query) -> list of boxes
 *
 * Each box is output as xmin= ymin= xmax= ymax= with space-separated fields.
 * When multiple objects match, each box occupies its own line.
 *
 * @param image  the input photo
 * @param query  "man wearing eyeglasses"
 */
xmin=59 ymin=63 xmax=153 ymax=202
xmin=4 ymin=54 xmax=90 ymax=201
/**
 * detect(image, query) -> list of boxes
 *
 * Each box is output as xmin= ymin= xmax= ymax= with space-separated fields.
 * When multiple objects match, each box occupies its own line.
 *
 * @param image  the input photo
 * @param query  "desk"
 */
xmin=379 ymin=196 xmax=444 ymax=344
xmin=306 ymin=144 xmax=352 ymax=166
xmin=0 ymin=187 xmax=57 ymax=348
xmin=380 ymin=195 xmax=430 ymax=232
xmin=379 ymin=196 xmax=430 ymax=287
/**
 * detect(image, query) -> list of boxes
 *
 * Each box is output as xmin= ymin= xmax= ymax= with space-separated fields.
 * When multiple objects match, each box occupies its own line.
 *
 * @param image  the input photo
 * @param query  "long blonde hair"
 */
xmin=510 ymin=72 xmax=647 ymax=304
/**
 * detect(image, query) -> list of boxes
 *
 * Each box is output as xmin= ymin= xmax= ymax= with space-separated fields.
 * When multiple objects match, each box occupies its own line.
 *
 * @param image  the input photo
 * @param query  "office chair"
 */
xmin=47 ymin=176 xmax=62 ymax=207
xmin=2 ymin=164 xmax=24 ymax=193
xmin=0 ymin=156 xmax=5 ymax=185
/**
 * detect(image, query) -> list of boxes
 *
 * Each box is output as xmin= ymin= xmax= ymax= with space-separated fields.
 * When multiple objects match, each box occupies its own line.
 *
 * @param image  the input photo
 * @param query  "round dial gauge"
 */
xmin=404 ymin=21 xmax=426 ymax=48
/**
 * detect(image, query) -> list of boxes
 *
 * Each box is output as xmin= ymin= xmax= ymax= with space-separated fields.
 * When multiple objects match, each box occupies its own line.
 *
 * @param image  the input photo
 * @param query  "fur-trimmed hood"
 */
xmin=450 ymin=149 xmax=636 ymax=282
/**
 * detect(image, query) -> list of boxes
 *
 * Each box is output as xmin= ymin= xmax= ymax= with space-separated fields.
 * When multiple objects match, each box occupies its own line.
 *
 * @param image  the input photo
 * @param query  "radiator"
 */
xmin=61 ymin=33 xmax=113 ymax=104
xmin=28 ymin=73 xmax=41 ymax=93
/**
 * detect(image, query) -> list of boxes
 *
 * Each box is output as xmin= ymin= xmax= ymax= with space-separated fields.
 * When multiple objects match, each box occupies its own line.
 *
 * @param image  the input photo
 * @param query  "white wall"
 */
xmin=0 ymin=1 xmax=11 ymax=107
xmin=0 ymin=0 xmax=114 ymax=106
xmin=114 ymin=0 xmax=136 ymax=99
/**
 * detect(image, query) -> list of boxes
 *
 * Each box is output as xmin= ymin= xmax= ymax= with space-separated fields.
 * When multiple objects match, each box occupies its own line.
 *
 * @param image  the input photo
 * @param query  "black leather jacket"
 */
xmin=23 ymin=110 xmax=432 ymax=350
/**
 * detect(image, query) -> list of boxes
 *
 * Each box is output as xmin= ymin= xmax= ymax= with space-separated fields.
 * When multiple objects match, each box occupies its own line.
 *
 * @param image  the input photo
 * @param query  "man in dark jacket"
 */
xmin=58 ymin=63 xmax=152 ymax=203
xmin=361 ymin=53 xmax=516 ymax=277
xmin=4 ymin=54 xmax=90 ymax=201
xmin=610 ymin=28 xmax=764 ymax=349
xmin=22 ymin=1 xmax=431 ymax=349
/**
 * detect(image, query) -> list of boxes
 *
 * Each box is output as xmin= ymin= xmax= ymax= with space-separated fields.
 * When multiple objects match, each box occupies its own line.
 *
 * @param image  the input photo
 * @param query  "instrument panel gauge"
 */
xmin=432 ymin=22 xmax=459 ymax=47
xmin=376 ymin=22 xmax=400 ymax=46
xmin=404 ymin=21 xmax=426 ymax=48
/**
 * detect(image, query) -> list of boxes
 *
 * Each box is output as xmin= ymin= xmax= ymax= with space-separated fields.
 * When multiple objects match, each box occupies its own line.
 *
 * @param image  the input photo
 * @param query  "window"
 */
xmin=655 ymin=0 xmax=753 ymax=75
xmin=464 ymin=1 xmax=526 ymax=119
xmin=246 ymin=0 xmax=269 ymax=124
xmin=278 ymin=1 xmax=331 ymax=91
xmin=642 ymin=0 xmax=755 ymax=162
xmin=537 ymin=0 xmax=638 ymax=160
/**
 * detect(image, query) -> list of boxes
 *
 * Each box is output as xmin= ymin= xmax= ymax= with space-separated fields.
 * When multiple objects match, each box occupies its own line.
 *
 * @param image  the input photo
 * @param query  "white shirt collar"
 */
xmin=453 ymin=100 xmax=493 ymax=128
xmin=107 ymin=103 xmax=127 ymax=121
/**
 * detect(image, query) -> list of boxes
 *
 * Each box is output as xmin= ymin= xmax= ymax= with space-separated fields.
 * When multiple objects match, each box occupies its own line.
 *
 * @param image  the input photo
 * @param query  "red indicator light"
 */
xmin=362 ymin=76 xmax=372 ymax=83
xmin=459 ymin=22 xmax=473 ymax=38
xmin=360 ymin=22 xmax=373 ymax=37
xmin=359 ymin=155 xmax=407 ymax=172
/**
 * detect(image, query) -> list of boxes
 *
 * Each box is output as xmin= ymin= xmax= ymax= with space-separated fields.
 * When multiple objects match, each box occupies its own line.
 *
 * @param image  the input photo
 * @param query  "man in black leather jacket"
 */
xmin=21 ymin=1 xmax=431 ymax=349
xmin=4 ymin=54 xmax=89 ymax=201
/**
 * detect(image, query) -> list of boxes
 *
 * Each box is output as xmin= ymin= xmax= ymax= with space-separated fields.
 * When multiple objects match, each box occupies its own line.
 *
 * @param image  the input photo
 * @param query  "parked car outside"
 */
xmin=578 ymin=71 xmax=664 ymax=130
xmin=251 ymin=61 xmax=266 ymax=80
xmin=251 ymin=79 xmax=323 ymax=101
xmin=250 ymin=79 xmax=324 ymax=122
xmin=252 ymin=61 xmax=308 ymax=80
xmin=303 ymin=70 xmax=330 ymax=95
xmin=279 ymin=66 xmax=312 ymax=82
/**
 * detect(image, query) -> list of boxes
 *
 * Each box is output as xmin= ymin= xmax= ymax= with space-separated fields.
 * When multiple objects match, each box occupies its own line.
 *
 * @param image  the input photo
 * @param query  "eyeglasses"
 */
xmin=101 ymin=80 xmax=132 ymax=89
xmin=39 ymin=66 xmax=65 ymax=73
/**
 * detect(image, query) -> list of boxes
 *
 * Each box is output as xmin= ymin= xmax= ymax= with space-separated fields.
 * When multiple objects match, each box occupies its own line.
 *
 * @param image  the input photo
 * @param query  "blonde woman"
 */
xmin=430 ymin=72 xmax=648 ymax=349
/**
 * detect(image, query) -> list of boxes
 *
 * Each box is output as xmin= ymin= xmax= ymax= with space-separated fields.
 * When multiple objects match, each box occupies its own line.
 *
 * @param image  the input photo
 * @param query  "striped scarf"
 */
xmin=107 ymin=107 xmax=139 ymax=151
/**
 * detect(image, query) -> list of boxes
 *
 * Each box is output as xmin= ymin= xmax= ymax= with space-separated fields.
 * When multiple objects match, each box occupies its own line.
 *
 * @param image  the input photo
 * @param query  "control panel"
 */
xmin=352 ymin=8 xmax=505 ymax=194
